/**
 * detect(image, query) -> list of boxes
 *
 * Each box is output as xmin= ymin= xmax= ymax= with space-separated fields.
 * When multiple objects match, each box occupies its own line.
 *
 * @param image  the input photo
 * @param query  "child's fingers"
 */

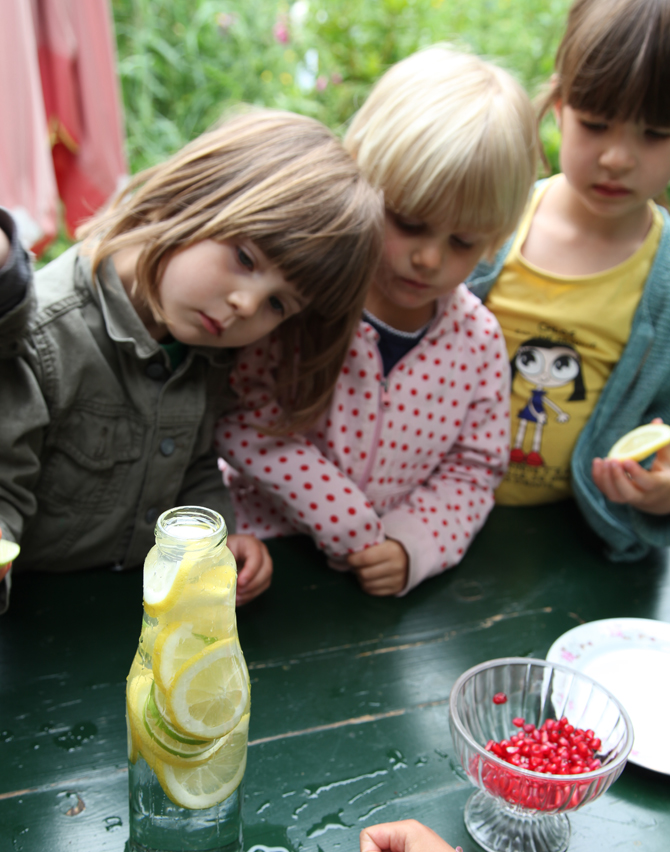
xmin=360 ymin=820 xmax=456 ymax=852
xmin=347 ymin=543 xmax=385 ymax=568
xmin=354 ymin=562 xmax=406 ymax=596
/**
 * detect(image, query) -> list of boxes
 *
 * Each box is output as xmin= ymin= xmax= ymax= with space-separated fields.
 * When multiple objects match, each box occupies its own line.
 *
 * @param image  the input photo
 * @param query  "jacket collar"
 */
xmin=76 ymin=253 xmax=232 ymax=368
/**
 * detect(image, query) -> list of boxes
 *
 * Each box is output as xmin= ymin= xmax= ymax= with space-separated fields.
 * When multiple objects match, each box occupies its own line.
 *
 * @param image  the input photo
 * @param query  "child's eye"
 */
xmin=392 ymin=214 xmax=426 ymax=233
xmin=645 ymin=127 xmax=670 ymax=141
xmin=268 ymin=295 xmax=285 ymax=316
xmin=580 ymin=119 xmax=608 ymax=133
xmin=236 ymin=247 xmax=254 ymax=270
xmin=450 ymin=235 xmax=475 ymax=250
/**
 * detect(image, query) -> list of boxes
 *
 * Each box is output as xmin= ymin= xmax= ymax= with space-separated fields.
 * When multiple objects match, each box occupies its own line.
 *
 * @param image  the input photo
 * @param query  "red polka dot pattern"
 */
xmin=215 ymin=285 xmax=510 ymax=593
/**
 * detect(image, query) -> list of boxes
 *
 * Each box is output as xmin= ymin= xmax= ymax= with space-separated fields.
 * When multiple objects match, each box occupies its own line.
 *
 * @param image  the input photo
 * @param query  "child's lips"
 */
xmin=199 ymin=312 xmax=224 ymax=336
xmin=592 ymin=183 xmax=632 ymax=198
xmin=400 ymin=277 xmax=430 ymax=291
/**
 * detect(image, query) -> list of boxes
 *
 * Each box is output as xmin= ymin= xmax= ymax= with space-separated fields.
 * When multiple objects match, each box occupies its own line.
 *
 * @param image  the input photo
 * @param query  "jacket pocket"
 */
xmin=38 ymin=403 xmax=145 ymax=512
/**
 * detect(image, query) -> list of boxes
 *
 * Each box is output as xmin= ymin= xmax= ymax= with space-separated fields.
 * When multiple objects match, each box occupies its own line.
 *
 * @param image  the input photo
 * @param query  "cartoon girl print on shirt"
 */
xmin=509 ymin=337 xmax=585 ymax=466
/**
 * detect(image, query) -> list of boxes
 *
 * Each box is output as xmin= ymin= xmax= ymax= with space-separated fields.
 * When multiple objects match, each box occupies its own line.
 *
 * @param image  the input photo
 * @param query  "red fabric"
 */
xmin=0 ymin=0 xmax=126 ymax=252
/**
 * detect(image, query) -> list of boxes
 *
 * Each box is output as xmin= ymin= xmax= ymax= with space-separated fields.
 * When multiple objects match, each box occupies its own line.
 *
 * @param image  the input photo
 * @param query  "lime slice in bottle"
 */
xmin=607 ymin=423 xmax=670 ymax=461
xmin=0 ymin=539 xmax=20 ymax=566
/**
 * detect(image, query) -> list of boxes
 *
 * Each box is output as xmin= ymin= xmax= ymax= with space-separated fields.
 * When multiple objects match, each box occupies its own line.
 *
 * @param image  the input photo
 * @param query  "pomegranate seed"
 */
xmin=512 ymin=717 xmax=525 ymax=727
xmin=493 ymin=692 xmax=508 ymax=705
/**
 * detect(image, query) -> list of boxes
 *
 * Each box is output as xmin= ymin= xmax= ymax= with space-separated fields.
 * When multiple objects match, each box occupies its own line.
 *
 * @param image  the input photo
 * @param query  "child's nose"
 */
xmin=600 ymin=138 xmax=636 ymax=172
xmin=229 ymin=290 xmax=261 ymax=317
xmin=412 ymin=240 xmax=443 ymax=270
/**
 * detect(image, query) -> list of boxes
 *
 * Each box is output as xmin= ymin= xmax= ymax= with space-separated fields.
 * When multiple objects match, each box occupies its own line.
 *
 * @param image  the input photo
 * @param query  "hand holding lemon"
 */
xmin=0 ymin=530 xmax=20 ymax=582
xmin=592 ymin=419 xmax=670 ymax=514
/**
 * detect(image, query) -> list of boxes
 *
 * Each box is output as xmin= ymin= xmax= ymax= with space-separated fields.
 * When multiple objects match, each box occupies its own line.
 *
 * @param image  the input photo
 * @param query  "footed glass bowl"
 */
xmin=449 ymin=657 xmax=633 ymax=852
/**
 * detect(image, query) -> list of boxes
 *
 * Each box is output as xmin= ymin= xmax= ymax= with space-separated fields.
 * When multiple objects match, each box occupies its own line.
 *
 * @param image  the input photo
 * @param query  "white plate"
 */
xmin=546 ymin=617 xmax=670 ymax=774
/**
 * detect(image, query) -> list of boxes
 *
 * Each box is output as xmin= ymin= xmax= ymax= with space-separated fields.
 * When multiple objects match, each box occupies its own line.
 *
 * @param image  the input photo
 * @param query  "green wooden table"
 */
xmin=1 ymin=501 xmax=669 ymax=852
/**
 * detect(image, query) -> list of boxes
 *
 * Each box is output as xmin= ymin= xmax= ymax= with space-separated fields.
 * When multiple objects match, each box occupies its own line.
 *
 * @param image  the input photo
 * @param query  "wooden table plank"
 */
xmin=1 ymin=502 xmax=669 ymax=851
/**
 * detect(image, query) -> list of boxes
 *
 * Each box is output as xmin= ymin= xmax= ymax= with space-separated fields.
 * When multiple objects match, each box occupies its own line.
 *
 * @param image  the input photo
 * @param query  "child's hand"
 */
xmin=347 ymin=539 xmax=409 ymax=596
xmin=360 ymin=820 xmax=459 ymax=852
xmin=592 ymin=420 xmax=670 ymax=514
xmin=227 ymin=534 xmax=273 ymax=605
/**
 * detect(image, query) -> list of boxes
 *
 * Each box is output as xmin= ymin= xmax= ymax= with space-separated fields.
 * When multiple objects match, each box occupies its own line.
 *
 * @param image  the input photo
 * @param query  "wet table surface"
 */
xmin=1 ymin=501 xmax=669 ymax=852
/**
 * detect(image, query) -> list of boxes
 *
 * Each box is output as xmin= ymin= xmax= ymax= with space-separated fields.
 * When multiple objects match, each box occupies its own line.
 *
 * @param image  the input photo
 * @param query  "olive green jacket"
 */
xmin=0 ymin=242 xmax=236 ymax=613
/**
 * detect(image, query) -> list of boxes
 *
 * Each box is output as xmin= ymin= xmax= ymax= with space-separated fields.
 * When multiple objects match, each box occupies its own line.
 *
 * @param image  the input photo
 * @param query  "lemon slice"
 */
xmin=0 ymin=539 xmax=20 ymax=566
xmin=607 ymin=423 xmax=670 ymax=461
xmin=153 ymin=622 xmax=217 ymax=695
xmin=126 ymin=673 xmax=156 ymax=770
xmin=157 ymin=713 xmax=249 ymax=809
xmin=141 ymin=682 xmax=224 ymax=766
xmin=143 ymin=550 xmax=194 ymax=617
xmin=167 ymin=638 xmax=249 ymax=738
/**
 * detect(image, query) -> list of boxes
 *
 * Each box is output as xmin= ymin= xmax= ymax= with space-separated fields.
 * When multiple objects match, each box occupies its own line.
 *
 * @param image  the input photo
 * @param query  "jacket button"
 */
xmin=145 ymin=507 xmax=159 ymax=524
xmin=160 ymin=438 xmax=176 ymax=456
xmin=146 ymin=362 xmax=167 ymax=381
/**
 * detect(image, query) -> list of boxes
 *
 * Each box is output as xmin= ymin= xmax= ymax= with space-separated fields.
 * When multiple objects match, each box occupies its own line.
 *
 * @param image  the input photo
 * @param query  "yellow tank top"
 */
xmin=487 ymin=177 xmax=662 ymax=505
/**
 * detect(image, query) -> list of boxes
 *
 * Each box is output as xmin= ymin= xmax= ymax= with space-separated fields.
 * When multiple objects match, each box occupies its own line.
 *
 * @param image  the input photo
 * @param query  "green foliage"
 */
xmin=40 ymin=0 xmax=570 ymax=265
xmin=112 ymin=0 xmax=570 ymax=168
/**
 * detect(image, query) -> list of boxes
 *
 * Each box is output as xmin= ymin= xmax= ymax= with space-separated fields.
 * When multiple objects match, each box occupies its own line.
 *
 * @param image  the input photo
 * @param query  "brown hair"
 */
xmin=539 ymin=0 xmax=670 ymax=125
xmin=78 ymin=108 xmax=384 ymax=431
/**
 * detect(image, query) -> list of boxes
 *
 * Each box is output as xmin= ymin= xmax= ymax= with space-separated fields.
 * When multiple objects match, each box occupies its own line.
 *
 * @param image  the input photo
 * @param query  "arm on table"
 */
xmin=351 ymin=344 xmax=510 ymax=596
xmin=215 ymin=339 xmax=385 ymax=558
xmin=360 ymin=820 xmax=460 ymax=852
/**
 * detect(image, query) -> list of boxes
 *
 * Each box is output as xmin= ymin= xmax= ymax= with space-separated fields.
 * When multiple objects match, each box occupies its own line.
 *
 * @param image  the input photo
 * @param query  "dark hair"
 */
xmin=540 ymin=0 xmax=670 ymax=126
xmin=510 ymin=337 xmax=585 ymax=401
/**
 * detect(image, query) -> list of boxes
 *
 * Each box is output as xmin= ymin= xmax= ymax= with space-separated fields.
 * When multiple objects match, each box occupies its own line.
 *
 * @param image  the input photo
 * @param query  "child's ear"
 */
xmin=553 ymin=98 xmax=563 ymax=131
xmin=550 ymin=74 xmax=562 ymax=130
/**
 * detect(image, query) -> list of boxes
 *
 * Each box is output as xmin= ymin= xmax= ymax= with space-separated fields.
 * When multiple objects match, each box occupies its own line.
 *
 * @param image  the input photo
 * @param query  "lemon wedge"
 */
xmin=0 ymin=539 xmax=20 ymax=566
xmin=167 ymin=638 xmax=249 ymax=738
xmin=157 ymin=714 xmax=249 ymax=809
xmin=607 ymin=423 xmax=670 ymax=461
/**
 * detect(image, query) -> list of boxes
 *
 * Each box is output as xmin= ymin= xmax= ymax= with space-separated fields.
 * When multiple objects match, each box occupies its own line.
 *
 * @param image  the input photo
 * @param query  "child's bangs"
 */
xmin=562 ymin=0 xmax=670 ymax=126
xmin=384 ymin=119 xmax=534 ymax=244
xmin=244 ymin=178 xmax=384 ymax=322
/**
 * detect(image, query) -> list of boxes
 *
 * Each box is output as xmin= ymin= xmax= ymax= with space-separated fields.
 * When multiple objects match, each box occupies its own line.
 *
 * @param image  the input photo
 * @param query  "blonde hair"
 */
xmin=344 ymin=46 xmax=538 ymax=248
xmin=539 ymin=0 xmax=670 ymax=126
xmin=78 ymin=109 xmax=384 ymax=431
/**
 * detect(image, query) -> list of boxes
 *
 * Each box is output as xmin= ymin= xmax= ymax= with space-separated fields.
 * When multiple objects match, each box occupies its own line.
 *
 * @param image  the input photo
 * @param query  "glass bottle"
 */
xmin=126 ymin=506 xmax=249 ymax=852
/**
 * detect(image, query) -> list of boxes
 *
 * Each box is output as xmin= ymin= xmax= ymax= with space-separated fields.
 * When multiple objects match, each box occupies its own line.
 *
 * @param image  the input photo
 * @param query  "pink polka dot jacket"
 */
xmin=215 ymin=285 xmax=511 ymax=594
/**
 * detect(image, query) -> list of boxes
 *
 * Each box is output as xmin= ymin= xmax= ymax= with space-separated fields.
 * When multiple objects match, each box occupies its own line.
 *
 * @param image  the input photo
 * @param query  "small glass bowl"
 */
xmin=449 ymin=657 xmax=633 ymax=852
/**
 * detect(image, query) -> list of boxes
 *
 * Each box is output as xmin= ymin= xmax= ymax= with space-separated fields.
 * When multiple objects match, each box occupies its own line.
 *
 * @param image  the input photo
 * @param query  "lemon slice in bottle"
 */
xmin=141 ymin=682 xmax=223 ymax=766
xmin=607 ymin=423 xmax=670 ymax=461
xmin=157 ymin=713 xmax=249 ymax=809
xmin=167 ymin=637 xmax=249 ymax=738
xmin=143 ymin=551 xmax=195 ymax=617
xmin=0 ymin=539 xmax=20 ymax=566
xmin=153 ymin=622 xmax=217 ymax=695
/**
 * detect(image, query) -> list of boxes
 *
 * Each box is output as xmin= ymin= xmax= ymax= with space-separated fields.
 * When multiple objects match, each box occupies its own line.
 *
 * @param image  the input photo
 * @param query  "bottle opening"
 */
xmin=156 ymin=506 xmax=227 ymax=544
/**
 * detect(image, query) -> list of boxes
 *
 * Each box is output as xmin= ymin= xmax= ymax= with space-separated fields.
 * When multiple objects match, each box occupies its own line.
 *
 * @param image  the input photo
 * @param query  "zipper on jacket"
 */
xmin=356 ymin=346 xmax=388 ymax=489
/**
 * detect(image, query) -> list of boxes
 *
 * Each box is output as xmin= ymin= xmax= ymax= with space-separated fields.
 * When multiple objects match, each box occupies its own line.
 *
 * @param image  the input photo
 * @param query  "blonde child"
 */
xmin=468 ymin=0 xmax=670 ymax=560
xmin=216 ymin=48 xmax=538 ymax=595
xmin=0 ymin=109 xmax=383 ymax=612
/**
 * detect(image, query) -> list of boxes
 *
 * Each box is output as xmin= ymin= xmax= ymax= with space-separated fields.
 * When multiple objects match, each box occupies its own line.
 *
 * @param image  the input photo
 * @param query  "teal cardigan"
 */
xmin=467 ymin=200 xmax=670 ymax=561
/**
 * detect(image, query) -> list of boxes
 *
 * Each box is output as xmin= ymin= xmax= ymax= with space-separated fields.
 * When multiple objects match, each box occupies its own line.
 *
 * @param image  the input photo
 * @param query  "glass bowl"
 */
xmin=449 ymin=657 xmax=633 ymax=852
